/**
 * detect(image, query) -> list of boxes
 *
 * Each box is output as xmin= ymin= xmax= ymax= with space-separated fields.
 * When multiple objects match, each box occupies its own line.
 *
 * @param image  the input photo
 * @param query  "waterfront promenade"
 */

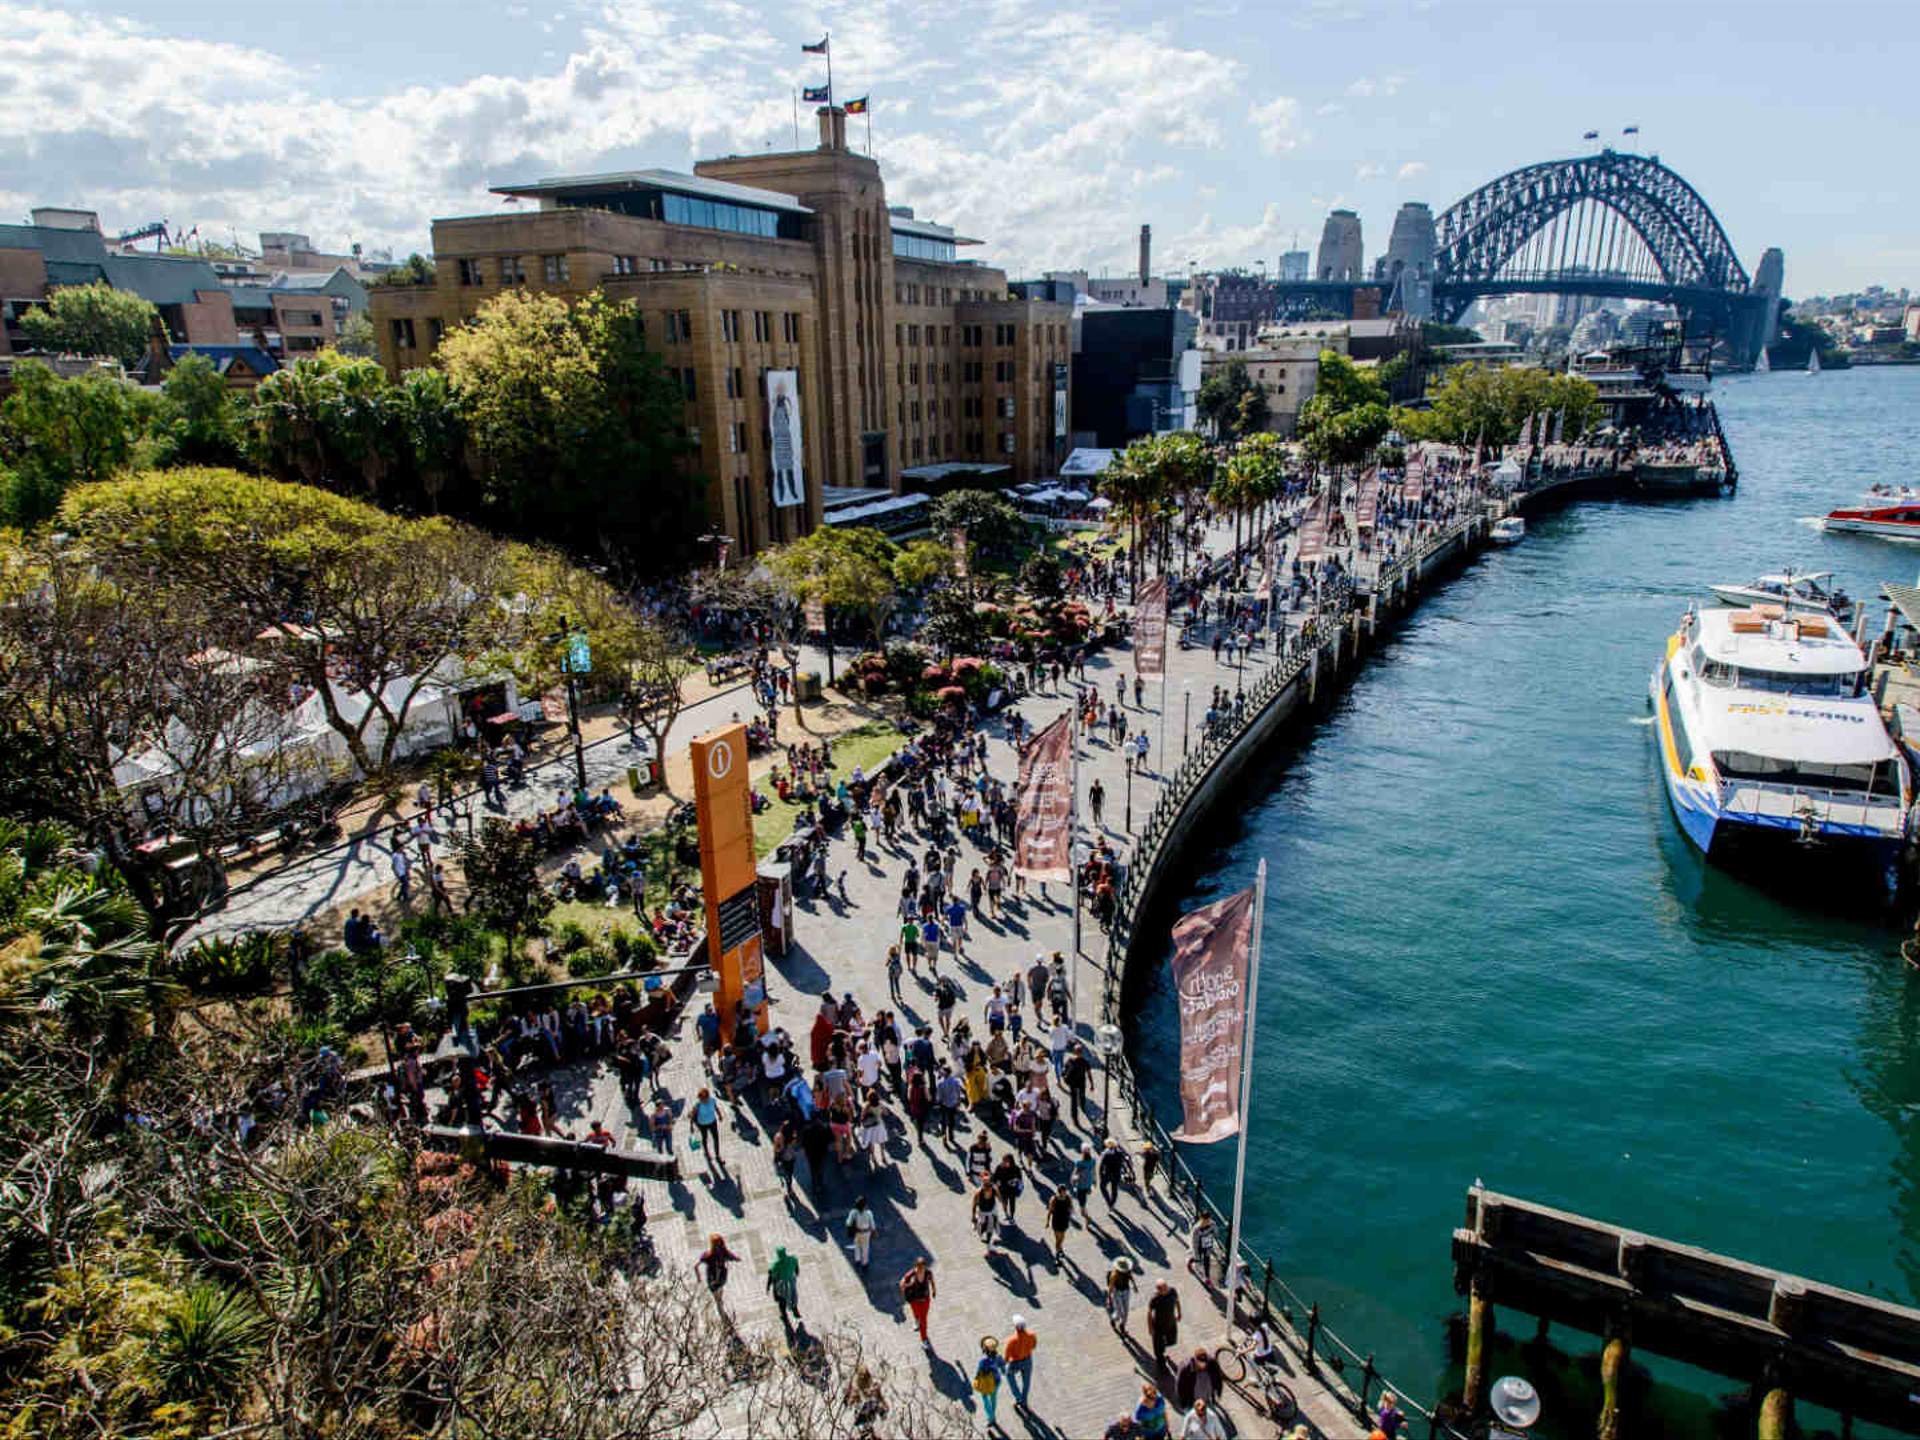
xmin=218 ymin=490 xmax=1509 ymax=1436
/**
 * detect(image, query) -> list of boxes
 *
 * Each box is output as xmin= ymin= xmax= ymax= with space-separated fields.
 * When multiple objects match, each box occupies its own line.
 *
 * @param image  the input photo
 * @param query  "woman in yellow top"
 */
xmin=964 ymin=1055 xmax=990 ymax=1108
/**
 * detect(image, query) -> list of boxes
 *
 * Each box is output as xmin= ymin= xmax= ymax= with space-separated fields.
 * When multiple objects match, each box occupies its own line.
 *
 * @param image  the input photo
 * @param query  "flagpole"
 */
xmin=1225 ymin=858 xmax=1266 ymax=1312
xmin=866 ymin=107 xmax=873 ymax=157
xmin=792 ymin=88 xmax=799 ymax=149
xmin=825 ymin=31 xmax=833 ymax=101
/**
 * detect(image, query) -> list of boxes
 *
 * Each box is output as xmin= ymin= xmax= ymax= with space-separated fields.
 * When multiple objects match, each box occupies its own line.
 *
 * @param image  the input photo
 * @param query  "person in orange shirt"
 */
xmin=1003 ymin=1315 xmax=1038 ymax=1410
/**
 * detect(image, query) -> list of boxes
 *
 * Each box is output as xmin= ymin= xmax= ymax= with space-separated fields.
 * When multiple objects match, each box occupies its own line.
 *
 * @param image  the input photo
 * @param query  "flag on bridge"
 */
xmin=1169 ymin=883 xmax=1258 ymax=1144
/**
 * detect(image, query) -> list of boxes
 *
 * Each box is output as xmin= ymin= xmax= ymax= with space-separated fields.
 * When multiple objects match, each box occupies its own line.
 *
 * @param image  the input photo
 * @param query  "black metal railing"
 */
xmin=1099 ymin=514 xmax=1484 ymax=1440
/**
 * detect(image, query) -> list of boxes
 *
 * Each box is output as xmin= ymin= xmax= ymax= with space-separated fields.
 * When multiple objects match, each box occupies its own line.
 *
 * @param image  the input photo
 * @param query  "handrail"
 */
xmin=1101 ymin=507 xmax=1485 ymax=1439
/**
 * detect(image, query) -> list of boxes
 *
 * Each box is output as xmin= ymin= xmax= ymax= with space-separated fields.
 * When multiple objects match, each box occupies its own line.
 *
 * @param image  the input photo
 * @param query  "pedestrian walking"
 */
xmin=899 ymin=1255 xmax=937 ymax=1346
xmin=1098 ymin=1138 xmax=1130 ymax=1207
xmin=845 ymin=1194 xmax=877 ymax=1269
xmin=390 ymin=844 xmax=412 ymax=904
xmin=1089 ymin=777 xmax=1106 ymax=828
xmin=886 ymin=944 xmax=904 ymax=1001
xmin=1105 ymin=1256 xmax=1138 ymax=1331
xmin=1003 ymin=1316 xmax=1038 ymax=1410
xmin=1046 ymin=1184 xmax=1075 ymax=1257
xmin=695 ymin=1233 xmax=741 ymax=1310
xmin=766 ymin=1245 xmax=800 ymax=1326
xmin=692 ymin=1087 xmax=724 ymax=1173
xmin=1062 ymin=1043 xmax=1091 ymax=1125
xmin=1147 ymin=1280 xmax=1182 ymax=1371
xmin=1134 ymin=1382 xmax=1170 ymax=1439
xmin=1071 ymin=1143 xmax=1096 ymax=1216
xmin=1179 ymin=1396 xmax=1227 ymax=1440
xmin=973 ymin=1337 xmax=1006 ymax=1428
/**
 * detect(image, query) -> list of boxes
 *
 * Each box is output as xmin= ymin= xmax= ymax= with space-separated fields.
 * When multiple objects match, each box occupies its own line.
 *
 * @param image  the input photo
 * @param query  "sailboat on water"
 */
xmin=1756 ymin=345 xmax=1771 ymax=374
xmin=1808 ymin=347 xmax=1822 ymax=375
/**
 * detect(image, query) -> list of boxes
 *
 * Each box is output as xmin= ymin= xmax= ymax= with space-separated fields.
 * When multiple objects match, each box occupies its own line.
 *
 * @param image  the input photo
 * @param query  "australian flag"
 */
xmin=803 ymin=84 xmax=831 ymax=103
xmin=802 ymin=36 xmax=828 ymax=54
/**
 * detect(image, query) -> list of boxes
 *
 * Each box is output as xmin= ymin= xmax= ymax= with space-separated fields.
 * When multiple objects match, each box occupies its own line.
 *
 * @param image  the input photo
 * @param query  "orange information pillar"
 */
xmin=689 ymin=723 xmax=767 ymax=1041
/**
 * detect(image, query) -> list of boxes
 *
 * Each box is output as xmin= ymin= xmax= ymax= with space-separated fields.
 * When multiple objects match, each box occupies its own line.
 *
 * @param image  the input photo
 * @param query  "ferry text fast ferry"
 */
xmin=1651 ymin=605 xmax=1910 ymax=881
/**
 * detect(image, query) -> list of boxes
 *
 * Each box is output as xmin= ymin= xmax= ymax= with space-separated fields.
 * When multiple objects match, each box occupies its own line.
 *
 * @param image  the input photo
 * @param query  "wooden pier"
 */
xmin=1453 ymin=1184 xmax=1920 ymax=1437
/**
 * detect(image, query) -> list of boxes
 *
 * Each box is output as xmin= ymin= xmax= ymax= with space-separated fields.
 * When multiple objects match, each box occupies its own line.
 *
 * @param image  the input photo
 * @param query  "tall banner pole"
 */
xmin=1071 ymin=707 xmax=1083 ymax=968
xmin=1226 ymin=858 xmax=1266 ymax=1303
xmin=1159 ymin=674 xmax=1167 ymax=775
xmin=791 ymin=88 xmax=799 ymax=149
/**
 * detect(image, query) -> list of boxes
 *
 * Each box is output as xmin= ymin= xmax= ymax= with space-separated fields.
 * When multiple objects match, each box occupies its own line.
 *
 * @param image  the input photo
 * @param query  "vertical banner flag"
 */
xmin=767 ymin=370 xmax=806 ymax=508
xmin=1295 ymin=492 xmax=1329 ymax=564
xmin=952 ymin=526 xmax=970 ymax=580
xmin=1053 ymin=360 xmax=1069 ymax=441
xmin=1169 ymin=885 xmax=1257 ymax=1143
xmin=1134 ymin=575 xmax=1168 ymax=677
xmin=1013 ymin=712 xmax=1074 ymax=881
xmin=1355 ymin=473 xmax=1379 ymax=530
xmin=1552 ymin=408 xmax=1565 ymax=445
xmin=804 ymin=596 xmax=826 ymax=634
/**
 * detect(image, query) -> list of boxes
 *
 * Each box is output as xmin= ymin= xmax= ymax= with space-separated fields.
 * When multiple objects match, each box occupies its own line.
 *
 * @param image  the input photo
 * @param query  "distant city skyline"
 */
xmin=8 ymin=0 xmax=1916 ymax=298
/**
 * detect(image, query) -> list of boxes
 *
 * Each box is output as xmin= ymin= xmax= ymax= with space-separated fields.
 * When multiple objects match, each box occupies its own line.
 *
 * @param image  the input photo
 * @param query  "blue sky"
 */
xmin=8 ymin=0 xmax=1915 ymax=297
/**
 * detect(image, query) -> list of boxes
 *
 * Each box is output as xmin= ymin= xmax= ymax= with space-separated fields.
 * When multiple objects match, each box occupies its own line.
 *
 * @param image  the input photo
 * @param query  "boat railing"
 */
xmin=1719 ymin=778 xmax=1898 ymax=834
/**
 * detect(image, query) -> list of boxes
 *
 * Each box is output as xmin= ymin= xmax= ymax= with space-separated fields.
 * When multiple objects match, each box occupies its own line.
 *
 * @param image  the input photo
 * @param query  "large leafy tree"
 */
xmin=926 ymin=489 xmax=1029 ymax=571
xmin=1297 ymin=349 xmax=1391 ymax=472
xmin=1108 ymin=431 xmax=1213 ymax=591
xmin=153 ymin=353 xmax=244 ymax=467
xmin=767 ymin=525 xmax=905 ymax=663
xmin=0 ymin=361 xmax=146 ymax=525
xmin=247 ymin=351 xmax=408 ymax=499
xmin=438 ymin=290 xmax=701 ymax=570
xmin=17 ymin=283 xmax=157 ymax=369
xmin=1391 ymin=363 xmax=1601 ymax=448
xmin=58 ymin=469 xmax=517 ymax=785
xmin=1196 ymin=359 xmax=1271 ymax=442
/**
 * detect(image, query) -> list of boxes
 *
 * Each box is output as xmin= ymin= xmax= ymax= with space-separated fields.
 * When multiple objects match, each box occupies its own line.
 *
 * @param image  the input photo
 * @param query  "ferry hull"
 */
xmin=1823 ymin=517 xmax=1920 ymax=539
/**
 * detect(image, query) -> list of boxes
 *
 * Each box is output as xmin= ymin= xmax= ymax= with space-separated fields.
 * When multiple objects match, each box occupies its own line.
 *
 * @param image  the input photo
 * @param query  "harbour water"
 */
xmin=1135 ymin=366 xmax=1920 ymax=1433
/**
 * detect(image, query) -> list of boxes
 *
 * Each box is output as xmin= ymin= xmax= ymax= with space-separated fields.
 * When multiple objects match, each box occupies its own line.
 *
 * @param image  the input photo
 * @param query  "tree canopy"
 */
xmin=438 ymin=289 xmax=703 ymax=570
xmin=1391 ymin=363 xmax=1602 ymax=448
xmin=1297 ymin=350 xmax=1391 ymax=470
xmin=926 ymin=489 xmax=1029 ymax=570
xmin=17 ymin=283 xmax=158 ymax=368
xmin=1196 ymin=360 xmax=1271 ymax=442
xmin=0 ymin=359 xmax=149 ymax=526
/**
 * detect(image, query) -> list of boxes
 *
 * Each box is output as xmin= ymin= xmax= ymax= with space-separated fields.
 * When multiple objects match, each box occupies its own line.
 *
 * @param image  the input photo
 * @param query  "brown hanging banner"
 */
xmin=1134 ymin=575 xmax=1168 ymax=678
xmin=1013 ymin=711 xmax=1074 ymax=881
xmin=1168 ymin=884 xmax=1257 ymax=1144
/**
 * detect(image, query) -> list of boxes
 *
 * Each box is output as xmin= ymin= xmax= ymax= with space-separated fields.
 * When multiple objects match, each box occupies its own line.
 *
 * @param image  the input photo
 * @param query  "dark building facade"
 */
xmin=1071 ymin=308 xmax=1198 ymax=448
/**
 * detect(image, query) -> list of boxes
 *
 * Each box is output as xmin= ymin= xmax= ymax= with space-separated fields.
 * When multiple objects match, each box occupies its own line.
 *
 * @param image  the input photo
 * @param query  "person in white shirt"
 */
xmin=856 ymin=1044 xmax=883 ymax=1091
xmin=1048 ymin=1020 xmax=1073 ymax=1077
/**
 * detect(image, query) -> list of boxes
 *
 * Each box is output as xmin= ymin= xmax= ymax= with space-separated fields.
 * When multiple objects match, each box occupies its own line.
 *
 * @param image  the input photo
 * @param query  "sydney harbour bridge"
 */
xmin=1221 ymin=149 xmax=1781 ymax=366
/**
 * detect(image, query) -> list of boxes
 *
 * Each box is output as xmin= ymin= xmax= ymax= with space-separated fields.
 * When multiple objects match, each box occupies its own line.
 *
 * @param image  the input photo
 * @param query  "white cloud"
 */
xmin=1397 ymin=160 xmax=1427 ymax=179
xmin=1345 ymin=73 xmax=1406 ymax=99
xmin=1247 ymin=96 xmax=1306 ymax=156
xmin=1316 ymin=101 xmax=1344 ymax=117
xmin=0 ymin=3 xmax=1251 ymax=278
xmin=1355 ymin=162 xmax=1385 ymax=180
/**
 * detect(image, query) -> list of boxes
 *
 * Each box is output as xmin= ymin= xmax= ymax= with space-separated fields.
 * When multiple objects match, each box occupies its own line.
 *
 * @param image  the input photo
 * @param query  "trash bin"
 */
xmin=758 ymin=862 xmax=793 ymax=956
xmin=795 ymin=670 xmax=823 ymax=702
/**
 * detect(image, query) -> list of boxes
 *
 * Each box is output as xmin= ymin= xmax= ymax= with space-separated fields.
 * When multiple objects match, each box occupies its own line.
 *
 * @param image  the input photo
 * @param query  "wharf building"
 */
xmin=369 ymin=106 xmax=1072 ymax=557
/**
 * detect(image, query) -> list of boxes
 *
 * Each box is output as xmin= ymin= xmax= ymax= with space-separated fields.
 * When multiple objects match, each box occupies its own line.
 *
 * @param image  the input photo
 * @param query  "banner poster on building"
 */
xmin=1053 ymin=360 xmax=1069 ymax=441
xmin=766 ymin=369 xmax=806 ymax=508
xmin=540 ymin=690 xmax=570 ymax=723
xmin=1168 ymin=884 xmax=1256 ymax=1144
xmin=1134 ymin=576 xmax=1168 ymax=678
xmin=1013 ymin=712 xmax=1074 ymax=882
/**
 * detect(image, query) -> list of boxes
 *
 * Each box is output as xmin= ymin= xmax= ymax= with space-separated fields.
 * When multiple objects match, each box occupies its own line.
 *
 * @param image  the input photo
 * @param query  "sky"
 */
xmin=6 ymin=0 xmax=1916 ymax=299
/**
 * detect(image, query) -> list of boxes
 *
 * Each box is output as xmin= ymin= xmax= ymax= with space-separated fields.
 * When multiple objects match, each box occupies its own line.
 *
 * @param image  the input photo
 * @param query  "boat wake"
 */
xmin=1628 ymin=716 xmax=1656 ymax=727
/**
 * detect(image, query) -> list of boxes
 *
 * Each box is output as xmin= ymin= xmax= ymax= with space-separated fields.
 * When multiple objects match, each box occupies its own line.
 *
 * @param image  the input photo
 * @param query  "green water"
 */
xmin=1136 ymin=367 xmax=1920 ymax=1434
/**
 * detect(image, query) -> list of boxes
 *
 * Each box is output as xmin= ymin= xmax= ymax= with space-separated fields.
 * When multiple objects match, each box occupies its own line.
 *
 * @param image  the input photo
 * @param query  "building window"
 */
xmin=784 ymin=313 xmax=801 ymax=342
xmin=941 ymin=325 xmax=951 ymax=345
xmin=722 ymin=310 xmax=740 ymax=342
xmin=667 ymin=310 xmax=693 ymax=343
xmin=895 ymin=323 xmax=904 ymax=347
xmin=427 ymin=317 xmax=445 ymax=345
xmin=755 ymin=311 xmax=771 ymax=341
xmin=542 ymin=254 xmax=569 ymax=283
xmin=457 ymin=259 xmax=484 ymax=286
xmin=650 ymin=258 xmax=672 ymax=272
xmin=680 ymin=367 xmax=697 ymax=400
xmin=995 ymin=323 xmax=1015 ymax=345
xmin=498 ymin=256 xmax=525 ymax=285
xmin=1000 ymin=396 xmax=1016 ymax=419
xmin=389 ymin=317 xmax=416 ymax=348
xmin=729 ymin=421 xmax=747 ymax=452
xmin=942 ymin=362 xmax=951 ymax=383
xmin=995 ymin=360 xmax=1014 ymax=382
xmin=909 ymin=362 xmax=920 ymax=385
xmin=726 ymin=367 xmax=742 ymax=399
xmin=1001 ymin=431 xmax=1016 ymax=454
xmin=908 ymin=324 xmax=919 ymax=345
xmin=911 ymin=400 xmax=920 ymax=421
xmin=912 ymin=437 xmax=923 ymax=459
xmin=963 ymin=361 xmax=982 ymax=383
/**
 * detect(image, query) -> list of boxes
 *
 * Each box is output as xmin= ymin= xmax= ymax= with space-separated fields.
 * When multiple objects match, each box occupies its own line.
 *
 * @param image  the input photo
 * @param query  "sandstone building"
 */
xmin=370 ymin=107 xmax=1072 ymax=554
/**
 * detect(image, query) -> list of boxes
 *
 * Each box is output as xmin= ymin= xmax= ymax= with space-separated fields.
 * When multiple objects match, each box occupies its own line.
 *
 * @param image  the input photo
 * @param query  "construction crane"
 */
xmin=112 ymin=220 xmax=171 ymax=251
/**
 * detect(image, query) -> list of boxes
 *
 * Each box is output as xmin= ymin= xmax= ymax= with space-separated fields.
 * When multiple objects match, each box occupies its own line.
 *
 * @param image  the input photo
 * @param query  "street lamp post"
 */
xmin=1124 ymin=754 xmax=1134 ymax=833
xmin=1096 ymin=1022 xmax=1124 ymax=1139
xmin=1183 ymin=681 xmax=1192 ymax=756
xmin=548 ymin=615 xmax=589 ymax=792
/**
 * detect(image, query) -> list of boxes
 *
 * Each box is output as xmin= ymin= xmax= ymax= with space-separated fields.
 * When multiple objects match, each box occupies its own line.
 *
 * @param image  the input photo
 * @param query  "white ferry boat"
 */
xmin=1490 ymin=516 xmax=1525 ymax=545
xmin=1650 ymin=605 xmax=1910 ymax=878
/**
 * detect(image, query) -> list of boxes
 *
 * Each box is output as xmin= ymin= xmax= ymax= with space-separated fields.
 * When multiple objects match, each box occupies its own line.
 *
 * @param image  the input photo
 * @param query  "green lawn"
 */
xmin=752 ymin=721 xmax=902 ymax=856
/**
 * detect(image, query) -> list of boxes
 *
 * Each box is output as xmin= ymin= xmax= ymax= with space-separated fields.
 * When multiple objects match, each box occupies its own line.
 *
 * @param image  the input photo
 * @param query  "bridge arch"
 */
xmin=1433 ymin=151 xmax=1750 ymax=299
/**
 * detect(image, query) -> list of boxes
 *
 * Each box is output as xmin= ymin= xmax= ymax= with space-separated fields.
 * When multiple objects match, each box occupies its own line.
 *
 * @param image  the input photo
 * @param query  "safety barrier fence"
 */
xmin=1094 ymin=512 xmax=1487 ymax=1439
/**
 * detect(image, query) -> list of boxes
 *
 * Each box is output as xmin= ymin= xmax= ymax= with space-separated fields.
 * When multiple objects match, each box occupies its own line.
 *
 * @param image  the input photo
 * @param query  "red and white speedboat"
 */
xmin=1822 ymin=501 xmax=1920 ymax=538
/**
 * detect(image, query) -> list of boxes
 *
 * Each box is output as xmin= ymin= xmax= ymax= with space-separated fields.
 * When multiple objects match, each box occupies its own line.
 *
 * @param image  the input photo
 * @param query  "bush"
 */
xmin=295 ymin=946 xmax=434 ymax=1035
xmin=174 ymin=932 xmax=284 ymax=997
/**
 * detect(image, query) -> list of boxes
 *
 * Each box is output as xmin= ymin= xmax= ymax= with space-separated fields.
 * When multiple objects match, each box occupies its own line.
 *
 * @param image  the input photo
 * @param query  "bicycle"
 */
xmin=1215 ymin=1331 xmax=1299 ymax=1423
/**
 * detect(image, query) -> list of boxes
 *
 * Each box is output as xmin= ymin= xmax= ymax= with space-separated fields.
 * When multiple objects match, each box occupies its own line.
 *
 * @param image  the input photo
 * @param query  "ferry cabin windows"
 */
xmin=1723 ymin=666 xmax=1860 ymax=697
xmin=1710 ymin=752 xmax=1900 ymax=796
xmin=1662 ymin=670 xmax=1695 ymax=774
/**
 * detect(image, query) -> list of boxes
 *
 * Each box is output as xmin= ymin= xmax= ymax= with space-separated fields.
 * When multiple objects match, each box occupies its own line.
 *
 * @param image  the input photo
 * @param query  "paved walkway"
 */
xmin=426 ymin=516 xmax=1379 ymax=1438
